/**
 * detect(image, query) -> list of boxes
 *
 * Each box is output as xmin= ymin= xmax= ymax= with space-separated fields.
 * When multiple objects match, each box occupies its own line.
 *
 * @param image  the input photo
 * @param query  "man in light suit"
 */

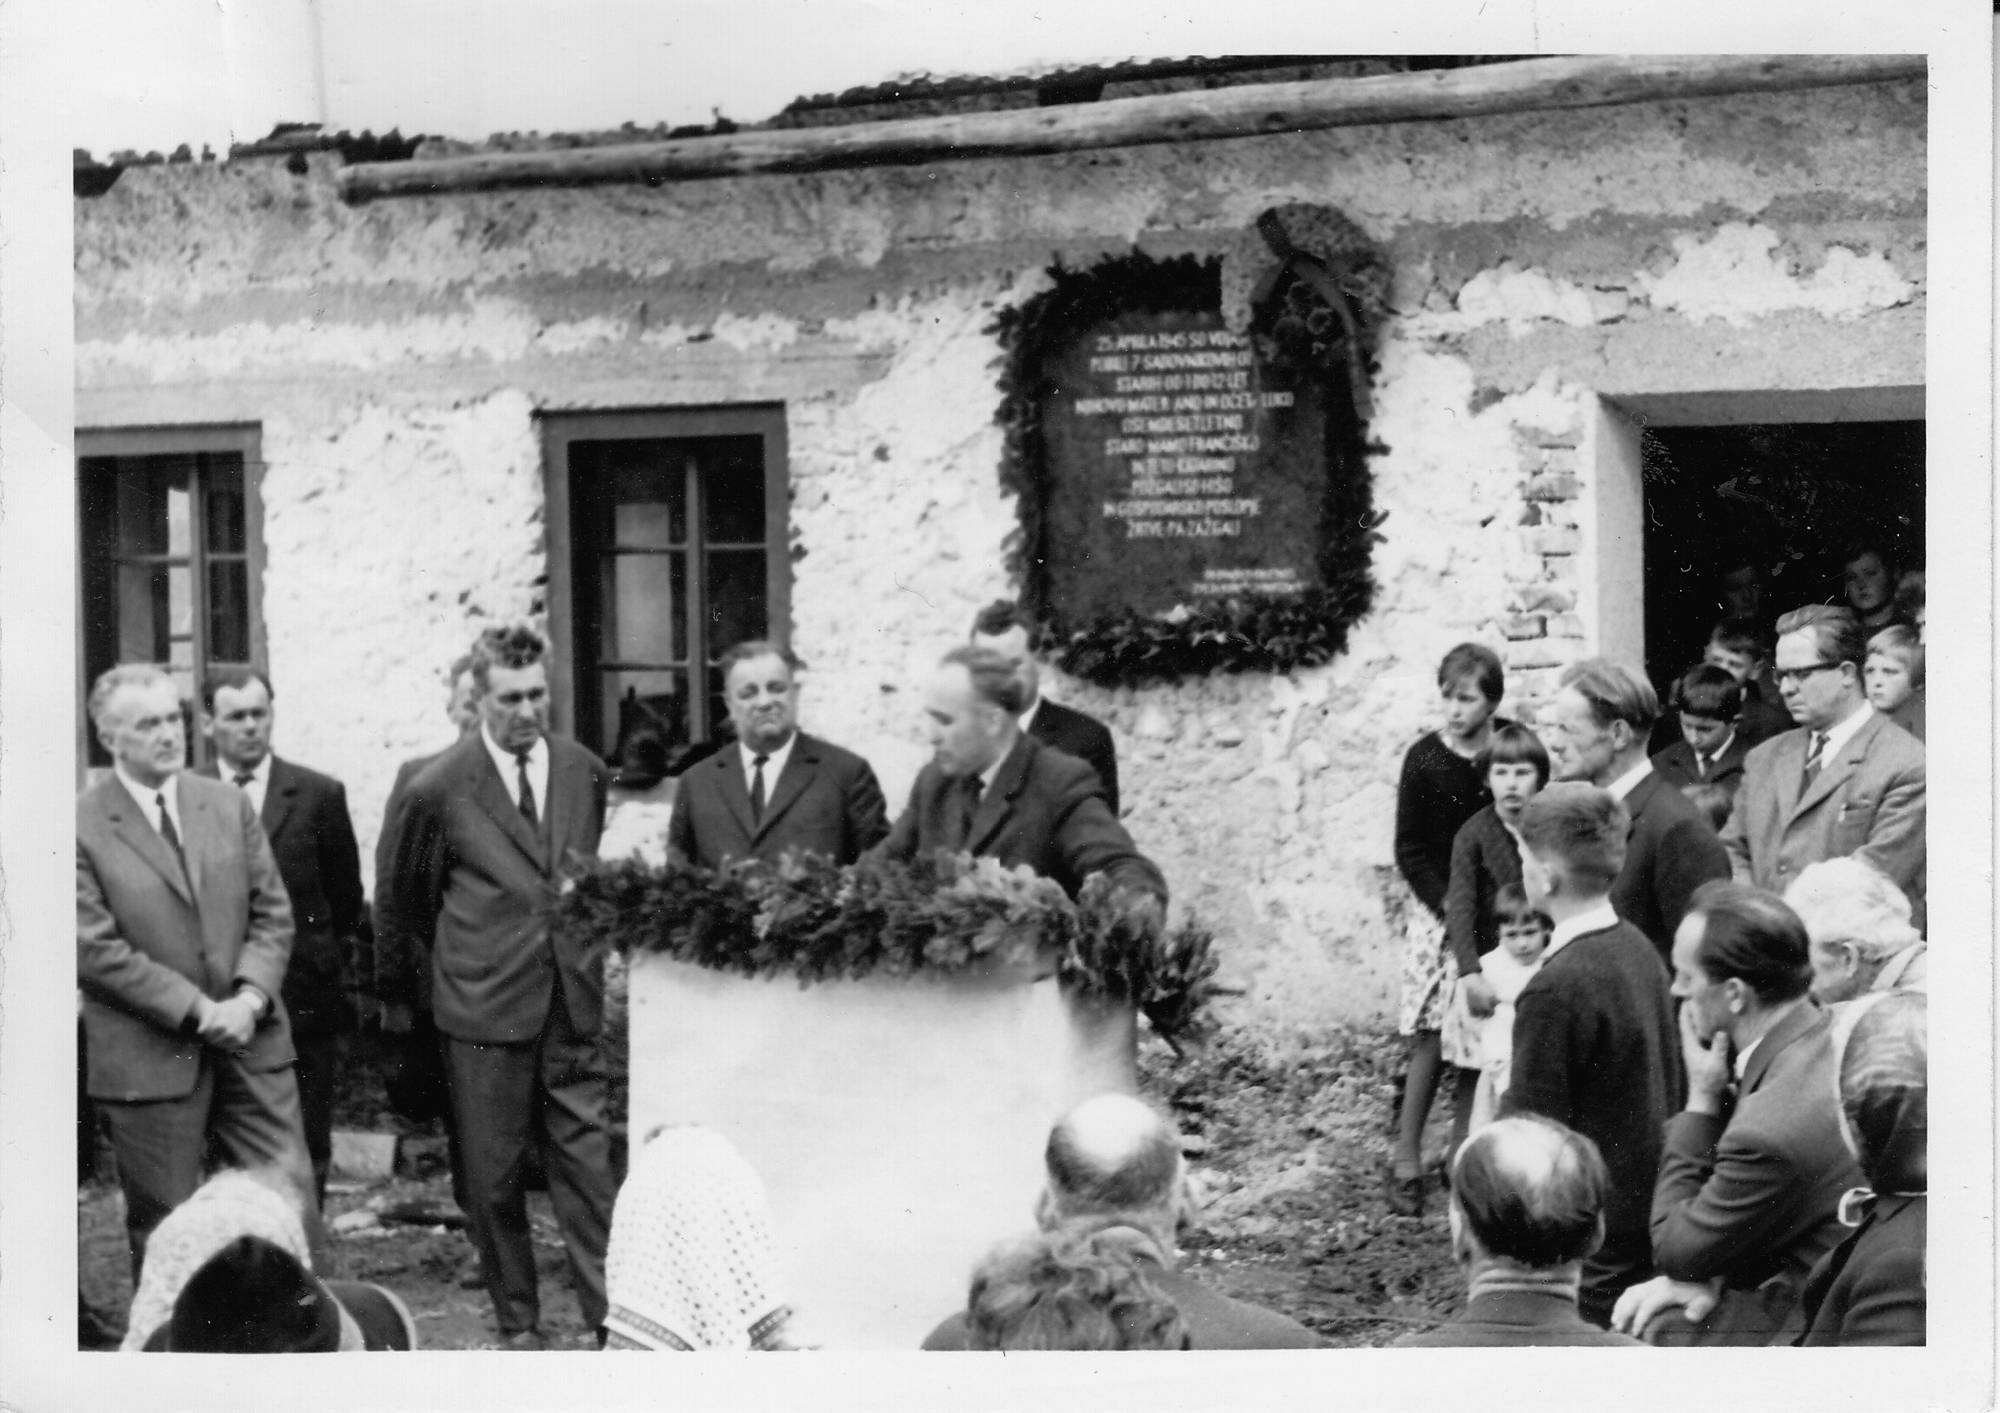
xmin=199 ymin=667 xmax=367 ymax=1205
xmin=1546 ymin=658 xmax=1730 ymax=966
xmin=1721 ymin=605 xmax=1926 ymax=929
xmin=376 ymin=624 xmax=614 ymax=1350
xmin=667 ymin=640 xmax=888 ymax=870
xmin=874 ymin=646 xmax=1165 ymax=908
xmin=970 ymin=601 xmax=1121 ymax=815
xmin=77 ymin=664 xmax=314 ymax=1275
xmin=1612 ymin=882 xmax=1861 ymax=1345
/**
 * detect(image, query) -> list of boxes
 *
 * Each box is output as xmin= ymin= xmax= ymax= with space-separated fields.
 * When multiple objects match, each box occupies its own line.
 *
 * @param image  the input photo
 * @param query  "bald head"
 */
xmin=1042 ymin=1094 xmax=1184 ymax=1225
xmin=1451 ymin=1116 xmax=1607 ymax=1269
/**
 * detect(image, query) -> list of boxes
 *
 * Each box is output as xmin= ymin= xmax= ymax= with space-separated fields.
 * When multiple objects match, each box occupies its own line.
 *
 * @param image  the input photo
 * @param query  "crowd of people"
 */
xmin=76 ymin=542 xmax=1929 ymax=1350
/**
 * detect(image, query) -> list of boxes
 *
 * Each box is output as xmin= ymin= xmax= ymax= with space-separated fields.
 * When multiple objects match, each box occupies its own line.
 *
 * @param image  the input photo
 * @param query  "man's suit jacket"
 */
xmin=376 ymin=733 xmax=609 ymax=1045
xmin=1649 ymin=1003 xmax=1863 ymax=1344
xmin=1611 ymin=769 xmax=1731 ymax=965
xmin=1650 ymin=735 xmax=1751 ymax=797
xmin=666 ymin=732 xmax=888 ymax=869
xmin=77 ymin=772 xmax=297 ymax=1101
xmin=1394 ymin=1287 xmax=1643 ymax=1347
xmin=201 ymin=757 xmax=366 ymax=1037
xmin=875 ymin=734 xmax=1166 ymax=903
xmin=1796 ymin=1195 xmax=1925 ymax=1347
xmin=1028 ymin=698 xmax=1120 ymax=817
xmin=1721 ymin=712 xmax=1926 ymax=927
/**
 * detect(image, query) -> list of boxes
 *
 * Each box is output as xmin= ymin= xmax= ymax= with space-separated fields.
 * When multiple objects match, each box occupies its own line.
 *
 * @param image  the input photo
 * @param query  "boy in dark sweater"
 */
xmin=1503 ymin=782 xmax=1684 ymax=1327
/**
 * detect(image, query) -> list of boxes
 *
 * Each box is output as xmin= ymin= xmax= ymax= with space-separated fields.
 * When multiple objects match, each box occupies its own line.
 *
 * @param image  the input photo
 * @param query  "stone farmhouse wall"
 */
xmin=74 ymin=76 xmax=1925 ymax=1027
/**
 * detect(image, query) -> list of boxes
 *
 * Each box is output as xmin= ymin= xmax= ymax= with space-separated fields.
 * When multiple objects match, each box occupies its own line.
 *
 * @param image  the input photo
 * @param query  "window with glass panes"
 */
xmin=77 ymin=428 xmax=265 ymax=771
xmin=542 ymin=409 xmax=789 ymax=765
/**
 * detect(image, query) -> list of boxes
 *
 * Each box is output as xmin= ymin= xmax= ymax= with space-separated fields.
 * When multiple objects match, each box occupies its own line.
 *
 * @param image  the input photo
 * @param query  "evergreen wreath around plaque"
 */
xmin=558 ymin=850 xmax=1224 ymax=1050
xmin=991 ymin=206 xmax=1390 ymax=686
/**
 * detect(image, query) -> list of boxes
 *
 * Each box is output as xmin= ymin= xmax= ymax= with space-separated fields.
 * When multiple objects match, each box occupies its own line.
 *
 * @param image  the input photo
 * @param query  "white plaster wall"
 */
xmin=74 ymin=79 xmax=1927 ymax=1025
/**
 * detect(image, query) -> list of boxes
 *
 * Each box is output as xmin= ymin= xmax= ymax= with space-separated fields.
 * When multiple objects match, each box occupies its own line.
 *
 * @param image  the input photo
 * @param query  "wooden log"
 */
xmin=338 ymin=53 xmax=1924 ymax=202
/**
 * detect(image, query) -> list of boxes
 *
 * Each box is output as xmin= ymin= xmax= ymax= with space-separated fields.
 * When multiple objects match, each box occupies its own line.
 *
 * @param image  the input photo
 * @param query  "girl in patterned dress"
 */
xmin=1388 ymin=643 xmax=1507 ymax=1215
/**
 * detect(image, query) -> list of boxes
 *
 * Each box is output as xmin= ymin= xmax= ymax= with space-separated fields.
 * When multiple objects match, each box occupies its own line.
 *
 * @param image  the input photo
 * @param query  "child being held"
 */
xmin=1467 ymin=883 xmax=1552 ymax=1133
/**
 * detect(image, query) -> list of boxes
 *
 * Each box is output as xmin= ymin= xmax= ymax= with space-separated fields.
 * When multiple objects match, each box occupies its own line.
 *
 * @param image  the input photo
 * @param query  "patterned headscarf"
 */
xmin=602 ymin=1125 xmax=791 ymax=1351
xmin=1830 ymin=990 xmax=1926 ymax=1196
xmin=121 ymin=1168 xmax=313 ymax=1352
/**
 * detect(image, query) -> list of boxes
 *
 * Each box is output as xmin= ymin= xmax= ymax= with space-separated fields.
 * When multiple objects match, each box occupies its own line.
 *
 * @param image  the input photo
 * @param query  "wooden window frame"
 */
xmin=75 ymin=424 xmax=267 ymax=775
xmin=539 ymin=405 xmax=790 ymax=756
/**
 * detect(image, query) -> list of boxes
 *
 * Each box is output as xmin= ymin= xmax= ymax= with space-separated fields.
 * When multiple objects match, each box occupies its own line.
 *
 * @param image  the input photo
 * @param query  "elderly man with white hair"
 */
xmin=1783 ymin=857 xmax=1927 ymax=1003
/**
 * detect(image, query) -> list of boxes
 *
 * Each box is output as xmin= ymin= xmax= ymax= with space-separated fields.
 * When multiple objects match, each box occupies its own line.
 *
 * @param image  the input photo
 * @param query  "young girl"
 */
xmin=1389 ymin=643 xmax=1508 ymax=1215
xmin=1466 ymin=884 xmax=1552 ymax=1133
xmin=1440 ymin=721 xmax=1551 ymax=1156
xmin=1865 ymin=624 xmax=1925 ymax=742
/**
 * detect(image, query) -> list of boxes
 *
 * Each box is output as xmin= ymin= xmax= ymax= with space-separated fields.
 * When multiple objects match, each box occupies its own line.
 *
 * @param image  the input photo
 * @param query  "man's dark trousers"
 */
xmin=447 ymin=1000 xmax=615 ymax=1337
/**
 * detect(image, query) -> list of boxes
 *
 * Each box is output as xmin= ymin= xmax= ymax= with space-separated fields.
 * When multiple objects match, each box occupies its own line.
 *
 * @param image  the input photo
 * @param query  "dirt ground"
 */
xmin=79 ymin=1023 xmax=1460 ymax=1350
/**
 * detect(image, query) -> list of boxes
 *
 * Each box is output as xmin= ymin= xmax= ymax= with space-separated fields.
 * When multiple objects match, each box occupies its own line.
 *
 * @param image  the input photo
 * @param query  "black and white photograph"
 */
xmin=1 ymin=2 xmax=1992 ymax=1409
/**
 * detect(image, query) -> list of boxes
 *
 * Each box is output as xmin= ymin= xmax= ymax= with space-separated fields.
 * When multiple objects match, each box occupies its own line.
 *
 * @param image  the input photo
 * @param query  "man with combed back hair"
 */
xmin=1784 ymin=857 xmax=1927 ymax=1002
xmin=969 ymin=600 xmax=1121 ymax=816
xmin=1612 ymin=881 xmax=1862 ymax=1346
xmin=1396 ymin=1115 xmax=1641 ymax=1346
xmin=875 ymin=646 xmax=1165 ymax=908
xmin=923 ymin=1093 xmax=1320 ymax=1349
xmin=964 ymin=1230 xmax=1190 ymax=1351
xmin=376 ymin=624 xmax=615 ymax=1350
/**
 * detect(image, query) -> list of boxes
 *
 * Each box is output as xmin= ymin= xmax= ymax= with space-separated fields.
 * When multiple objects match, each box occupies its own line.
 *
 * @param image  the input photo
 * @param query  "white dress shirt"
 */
xmin=1541 ymin=900 xmax=1619 ymax=963
xmin=1605 ymin=758 xmax=1653 ymax=801
xmin=741 ymin=733 xmax=798 ymax=800
xmin=115 ymin=765 xmax=184 ymax=842
xmin=1811 ymin=701 xmax=1875 ymax=764
xmin=482 ymin=726 xmax=550 ymax=816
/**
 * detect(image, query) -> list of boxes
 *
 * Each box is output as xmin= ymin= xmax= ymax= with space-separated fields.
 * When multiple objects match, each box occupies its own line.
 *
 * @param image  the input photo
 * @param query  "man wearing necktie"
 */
xmin=666 ymin=640 xmax=889 ymax=872
xmin=1721 ymin=605 xmax=1927 ymax=930
xmin=874 ymin=646 xmax=1167 ymax=910
xmin=376 ymin=624 xmax=614 ymax=1350
xmin=77 ymin=664 xmax=313 ymax=1276
xmin=197 ymin=667 xmax=366 ymax=1205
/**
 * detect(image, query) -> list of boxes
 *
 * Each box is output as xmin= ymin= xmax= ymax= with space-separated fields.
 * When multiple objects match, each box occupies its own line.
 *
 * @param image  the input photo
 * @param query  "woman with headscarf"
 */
xmin=121 ymin=1167 xmax=313 ymax=1351
xmin=1795 ymin=989 xmax=1926 ymax=1346
xmin=602 ymin=1124 xmax=797 ymax=1350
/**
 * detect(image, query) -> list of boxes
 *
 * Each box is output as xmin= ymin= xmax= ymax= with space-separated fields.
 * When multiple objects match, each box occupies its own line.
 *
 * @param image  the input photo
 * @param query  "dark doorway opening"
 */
xmin=1639 ymin=420 xmax=1925 ymax=694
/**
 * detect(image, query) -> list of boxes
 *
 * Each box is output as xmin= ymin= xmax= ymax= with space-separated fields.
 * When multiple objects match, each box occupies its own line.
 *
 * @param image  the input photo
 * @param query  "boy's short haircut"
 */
xmin=1492 ymin=881 xmax=1552 ymax=935
xmin=1671 ymin=664 xmax=1743 ymax=722
xmin=1681 ymin=781 xmax=1734 ymax=834
xmin=1708 ymin=616 xmax=1773 ymax=662
xmin=1516 ymin=783 xmax=1629 ymax=894
xmin=1480 ymin=723 xmax=1551 ymax=788
xmin=1438 ymin=642 xmax=1504 ymax=705
xmin=1866 ymin=624 xmax=1925 ymax=688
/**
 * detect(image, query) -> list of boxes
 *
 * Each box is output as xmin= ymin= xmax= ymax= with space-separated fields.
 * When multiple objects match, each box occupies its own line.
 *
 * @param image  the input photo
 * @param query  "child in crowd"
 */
xmin=1389 ymin=643 xmax=1509 ymax=1216
xmin=1651 ymin=664 xmax=1750 ymax=800
xmin=1466 ymin=884 xmax=1551 ymax=1133
xmin=1865 ymin=624 xmax=1925 ymax=742
xmin=1441 ymin=722 xmax=1550 ymax=1157
xmin=1702 ymin=618 xmax=1792 ymax=747
xmin=1681 ymin=782 xmax=1735 ymax=835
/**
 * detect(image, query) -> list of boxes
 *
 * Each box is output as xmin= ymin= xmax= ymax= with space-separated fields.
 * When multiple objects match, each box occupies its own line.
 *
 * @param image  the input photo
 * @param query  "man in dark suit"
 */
xmin=667 ymin=640 xmax=888 ymax=869
xmin=970 ymin=600 xmax=1121 ymax=815
xmin=874 ymin=646 xmax=1165 ymax=907
xmin=923 ymin=1095 xmax=1318 ymax=1350
xmin=1396 ymin=1116 xmax=1641 ymax=1347
xmin=1722 ymin=605 xmax=1926 ymax=929
xmin=77 ymin=664 xmax=314 ymax=1275
xmin=198 ymin=667 xmax=366 ymax=1204
xmin=1546 ymin=658 xmax=1730 ymax=966
xmin=376 ymin=624 xmax=615 ymax=1350
xmin=1611 ymin=882 xmax=1862 ymax=1345
xmin=1502 ymin=784 xmax=1682 ymax=1327
xmin=1651 ymin=663 xmax=1753 ymax=800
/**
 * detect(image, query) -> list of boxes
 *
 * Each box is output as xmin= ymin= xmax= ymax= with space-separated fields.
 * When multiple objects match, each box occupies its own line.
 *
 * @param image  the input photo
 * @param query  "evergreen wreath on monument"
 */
xmin=990 ymin=205 xmax=1391 ymax=687
xmin=558 ymin=850 xmax=1224 ymax=1049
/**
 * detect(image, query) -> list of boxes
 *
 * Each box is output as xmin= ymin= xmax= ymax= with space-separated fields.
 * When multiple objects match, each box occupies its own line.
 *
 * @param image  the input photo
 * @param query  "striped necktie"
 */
xmin=1801 ymin=732 xmax=1830 ymax=788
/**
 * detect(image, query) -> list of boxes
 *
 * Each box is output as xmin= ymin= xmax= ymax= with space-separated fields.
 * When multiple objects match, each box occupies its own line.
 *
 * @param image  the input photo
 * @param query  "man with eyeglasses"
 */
xmin=1719 ymin=605 xmax=1926 ymax=931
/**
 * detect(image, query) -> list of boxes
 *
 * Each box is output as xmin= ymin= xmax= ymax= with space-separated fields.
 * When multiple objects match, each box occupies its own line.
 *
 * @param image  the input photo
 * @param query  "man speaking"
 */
xmin=874 ymin=646 xmax=1164 ymax=909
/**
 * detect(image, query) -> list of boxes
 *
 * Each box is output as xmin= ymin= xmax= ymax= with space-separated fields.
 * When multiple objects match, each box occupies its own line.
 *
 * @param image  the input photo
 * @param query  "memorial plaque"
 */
xmin=1039 ymin=306 xmax=1330 ymax=624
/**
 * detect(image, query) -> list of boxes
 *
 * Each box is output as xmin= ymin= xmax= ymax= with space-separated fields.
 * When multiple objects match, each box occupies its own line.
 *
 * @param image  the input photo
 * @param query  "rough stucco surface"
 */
xmin=75 ymin=79 xmax=1925 ymax=1027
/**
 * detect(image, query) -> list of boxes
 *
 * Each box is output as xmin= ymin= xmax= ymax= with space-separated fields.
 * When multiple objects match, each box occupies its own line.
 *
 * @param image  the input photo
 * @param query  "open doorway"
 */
xmin=1637 ymin=420 xmax=1925 ymax=691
